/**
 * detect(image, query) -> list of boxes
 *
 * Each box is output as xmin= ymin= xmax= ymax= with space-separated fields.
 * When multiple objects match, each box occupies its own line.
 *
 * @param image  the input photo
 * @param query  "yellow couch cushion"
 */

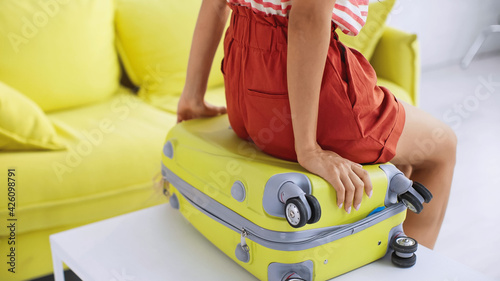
xmin=0 ymin=81 xmax=65 ymax=151
xmin=370 ymin=27 xmax=420 ymax=106
xmin=377 ymin=78 xmax=413 ymax=105
xmin=115 ymin=0 xmax=225 ymax=113
xmin=0 ymin=0 xmax=119 ymax=112
xmin=0 ymin=87 xmax=175 ymax=236
xmin=337 ymin=0 xmax=395 ymax=60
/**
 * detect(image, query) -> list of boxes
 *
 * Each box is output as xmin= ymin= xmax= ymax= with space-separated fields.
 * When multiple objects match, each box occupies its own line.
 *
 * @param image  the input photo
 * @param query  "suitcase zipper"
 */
xmin=163 ymin=165 xmax=406 ymax=252
xmin=241 ymin=204 xmax=404 ymax=248
xmin=240 ymin=228 xmax=250 ymax=252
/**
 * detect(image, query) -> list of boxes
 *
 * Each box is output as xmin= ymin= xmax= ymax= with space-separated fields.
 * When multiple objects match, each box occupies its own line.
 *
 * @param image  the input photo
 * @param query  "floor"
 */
xmin=31 ymin=270 xmax=81 ymax=281
xmin=419 ymin=52 xmax=500 ymax=280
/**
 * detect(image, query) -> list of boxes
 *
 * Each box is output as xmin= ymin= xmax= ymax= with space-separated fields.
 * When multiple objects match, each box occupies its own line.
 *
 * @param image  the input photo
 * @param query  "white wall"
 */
xmin=383 ymin=0 xmax=500 ymax=70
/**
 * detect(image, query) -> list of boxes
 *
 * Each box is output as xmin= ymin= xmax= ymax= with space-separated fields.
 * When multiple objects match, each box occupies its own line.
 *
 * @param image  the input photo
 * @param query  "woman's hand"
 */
xmin=177 ymin=93 xmax=226 ymax=123
xmin=297 ymin=144 xmax=373 ymax=213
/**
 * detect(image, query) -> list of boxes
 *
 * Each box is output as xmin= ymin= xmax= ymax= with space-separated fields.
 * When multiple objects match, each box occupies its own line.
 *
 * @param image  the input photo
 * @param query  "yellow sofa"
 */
xmin=0 ymin=0 xmax=418 ymax=280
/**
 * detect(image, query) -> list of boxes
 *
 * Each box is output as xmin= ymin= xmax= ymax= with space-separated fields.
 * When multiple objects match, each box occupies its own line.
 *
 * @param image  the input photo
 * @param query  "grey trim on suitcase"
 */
xmin=164 ymin=140 xmax=174 ymax=159
xmin=235 ymin=243 xmax=250 ymax=263
xmin=162 ymin=165 xmax=407 ymax=252
xmin=268 ymin=260 xmax=313 ymax=281
xmin=262 ymin=173 xmax=312 ymax=218
xmin=379 ymin=164 xmax=413 ymax=206
xmin=169 ymin=193 xmax=179 ymax=209
xmin=231 ymin=181 xmax=247 ymax=202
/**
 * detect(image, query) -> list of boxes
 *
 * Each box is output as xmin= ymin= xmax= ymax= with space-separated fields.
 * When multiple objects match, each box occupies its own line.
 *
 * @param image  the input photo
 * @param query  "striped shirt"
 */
xmin=227 ymin=0 xmax=368 ymax=36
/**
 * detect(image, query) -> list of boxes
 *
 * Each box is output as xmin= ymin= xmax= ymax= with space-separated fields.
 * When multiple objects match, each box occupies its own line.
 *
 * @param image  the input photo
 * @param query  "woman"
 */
xmin=176 ymin=0 xmax=456 ymax=249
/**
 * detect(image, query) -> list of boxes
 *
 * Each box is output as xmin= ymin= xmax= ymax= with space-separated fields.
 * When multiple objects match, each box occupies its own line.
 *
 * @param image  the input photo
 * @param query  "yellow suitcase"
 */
xmin=161 ymin=115 xmax=431 ymax=281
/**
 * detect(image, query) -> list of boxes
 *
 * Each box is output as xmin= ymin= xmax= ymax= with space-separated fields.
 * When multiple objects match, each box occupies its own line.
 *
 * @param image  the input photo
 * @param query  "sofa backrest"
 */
xmin=115 ymin=0 xmax=226 ymax=109
xmin=0 ymin=0 xmax=120 ymax=112
xmin=337 ymin=0 xmax=396 ymax=60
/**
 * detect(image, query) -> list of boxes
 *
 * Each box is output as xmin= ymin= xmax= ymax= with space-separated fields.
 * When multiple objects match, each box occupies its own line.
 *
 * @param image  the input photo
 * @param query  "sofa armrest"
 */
xmin=370 ymin=26 xmax=420 ymax=106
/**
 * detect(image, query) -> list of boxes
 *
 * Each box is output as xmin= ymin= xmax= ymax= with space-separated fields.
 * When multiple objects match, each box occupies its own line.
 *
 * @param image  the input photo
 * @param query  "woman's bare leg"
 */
xmin=391 ymin=101 xmax=457 ymax=249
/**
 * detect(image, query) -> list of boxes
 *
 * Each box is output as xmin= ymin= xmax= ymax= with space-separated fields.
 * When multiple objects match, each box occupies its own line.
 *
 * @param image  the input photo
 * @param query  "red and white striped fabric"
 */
xmin=227 ymin=0 xmax=369 ymax=36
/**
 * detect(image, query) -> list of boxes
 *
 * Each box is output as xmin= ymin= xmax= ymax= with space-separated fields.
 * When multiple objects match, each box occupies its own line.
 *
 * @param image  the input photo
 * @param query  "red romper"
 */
xmin=222 ymin=1 xmax=406 ymax=164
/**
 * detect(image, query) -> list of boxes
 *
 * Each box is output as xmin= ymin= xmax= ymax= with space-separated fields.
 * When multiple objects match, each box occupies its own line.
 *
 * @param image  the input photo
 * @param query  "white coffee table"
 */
xmin=50 ymin=204 xmax=494 ymax=281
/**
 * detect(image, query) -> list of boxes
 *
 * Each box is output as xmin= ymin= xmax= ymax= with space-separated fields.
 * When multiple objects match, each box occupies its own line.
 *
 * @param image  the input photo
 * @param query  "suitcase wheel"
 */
xmin=391 ymin=236 xmax=418 ymax=253
xmin=305 ymin=194 xmax=321 ymax=224
xmin=391 ymin=251 xmax=417 ymax=268
xmin=278 ymin=182 xmax=321 ymax=228
xmin=285 ymin=195 xmax=322 ymax=228
xmin=285 ymin=198 xmax=308 ymax=228
xmin=391 ymin=236 xmax=418 ymax=268
xmin=398 ymin=192 xmax=424 ymax=214
xmin=412 ymin=181 xmax=433 ymax=203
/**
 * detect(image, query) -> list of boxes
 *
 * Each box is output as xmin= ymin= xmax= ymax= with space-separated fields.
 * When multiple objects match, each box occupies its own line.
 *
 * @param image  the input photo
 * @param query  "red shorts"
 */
xmin=222 ymin=5 xmax=405 ymax=164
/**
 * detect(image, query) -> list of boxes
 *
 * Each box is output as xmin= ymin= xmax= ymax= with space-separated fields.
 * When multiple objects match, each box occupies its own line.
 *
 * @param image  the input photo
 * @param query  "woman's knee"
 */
xmin=395 ymin=164 xmax=413 ymax=178
xmin=413 ymin=124 xmax=457 ymax=166
xmin=433 ymin=124 xmax=457 ymax=164
xmin=393 ymin=103 xmax=457 ymax=166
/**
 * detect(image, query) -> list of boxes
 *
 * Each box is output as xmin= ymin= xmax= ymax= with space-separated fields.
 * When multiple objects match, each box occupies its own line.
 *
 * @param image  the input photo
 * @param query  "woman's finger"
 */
xmin=203 ymin=103 xmax=227 ymax=117
xmin=328 ymin=174 xmax=345 ymax=209
xmin=216 ymin=105 xmax=227 ymax=114
xmin=177 ymin=113 xmax=186 ymax=123
xmin=340 ymin=170 xmax=355 ymax=213
xmin=352 ymin=164 xmax=373 ymax=198
xmin=349 ymin=168 xmax=365 ymax=211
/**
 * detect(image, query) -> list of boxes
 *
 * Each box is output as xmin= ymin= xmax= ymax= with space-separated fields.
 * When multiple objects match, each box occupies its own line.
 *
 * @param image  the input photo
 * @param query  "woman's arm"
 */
xmin=288 ymin=0 xmax=372 ymax=213
xmin=177 ymin=0 xmax=229 ymax=122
